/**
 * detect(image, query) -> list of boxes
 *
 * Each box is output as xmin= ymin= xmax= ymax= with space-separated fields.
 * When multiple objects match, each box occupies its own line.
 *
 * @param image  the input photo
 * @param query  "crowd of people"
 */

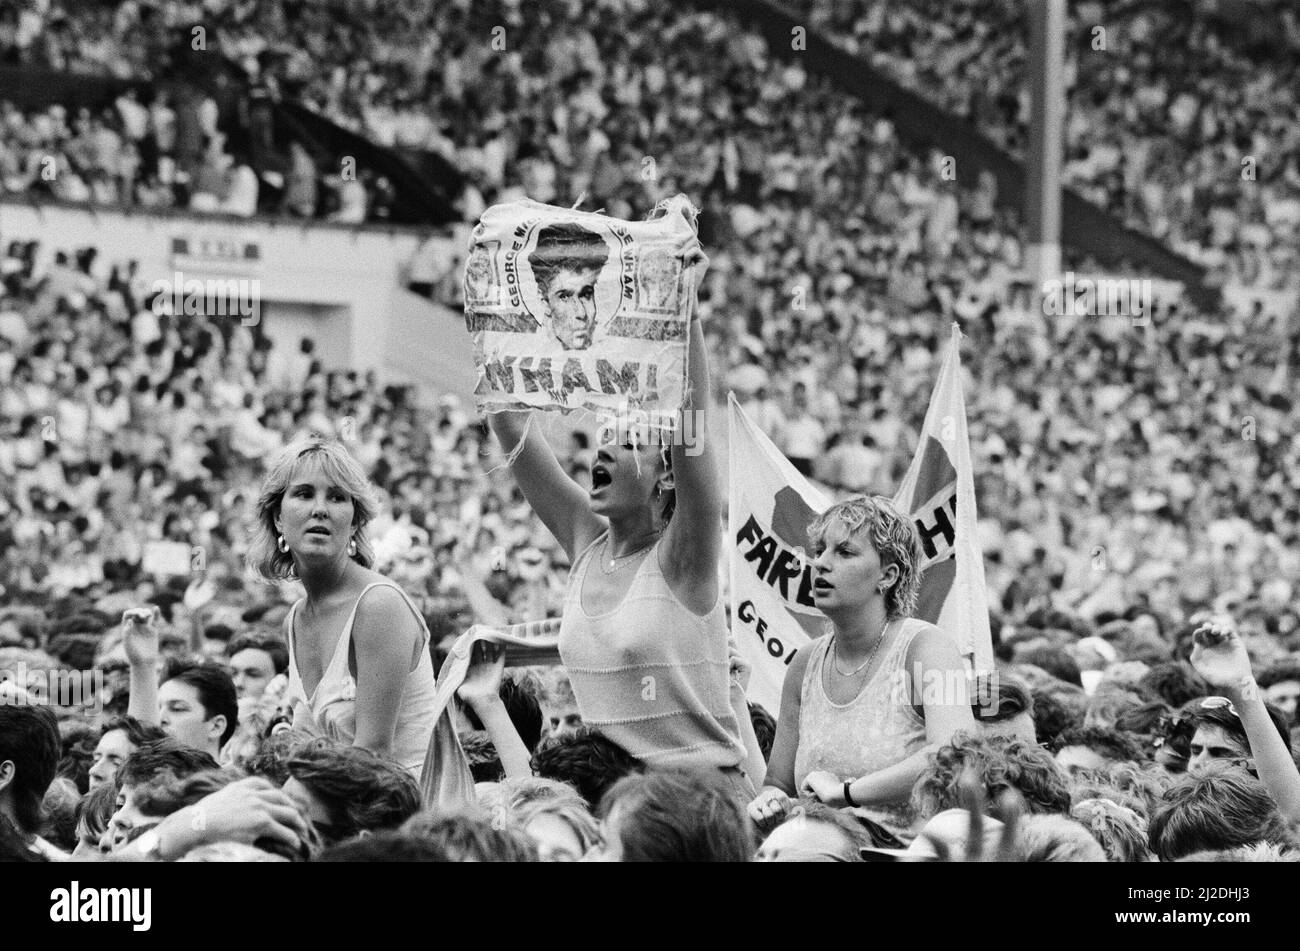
xmin=786 ymin=0 xmax=1300 ymax=292
xmin=0 ymin=0 xmax=1298 ymax=863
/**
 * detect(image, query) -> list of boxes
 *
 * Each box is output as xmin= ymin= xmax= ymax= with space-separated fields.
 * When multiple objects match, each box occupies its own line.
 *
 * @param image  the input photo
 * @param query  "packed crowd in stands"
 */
xmin=0 ymin=0 xmax=1299 ymax=863
xmin=787 ymin=0 xmax=1300 ymax=292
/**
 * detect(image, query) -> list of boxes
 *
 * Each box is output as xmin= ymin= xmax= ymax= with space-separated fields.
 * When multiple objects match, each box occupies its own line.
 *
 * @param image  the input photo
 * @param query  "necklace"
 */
xmin=832 ymin=620 xmax=891 ymax=677
xmin=600 ymin=531 xmax=660 ymax=574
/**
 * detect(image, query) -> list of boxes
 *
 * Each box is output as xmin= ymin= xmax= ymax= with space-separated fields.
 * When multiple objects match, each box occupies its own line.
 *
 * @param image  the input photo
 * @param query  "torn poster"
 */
xmin=464 ymin=194 xmax=699 ymax=419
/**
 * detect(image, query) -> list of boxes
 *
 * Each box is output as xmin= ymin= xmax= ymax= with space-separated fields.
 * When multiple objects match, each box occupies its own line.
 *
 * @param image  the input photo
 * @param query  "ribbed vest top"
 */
xmin=558 ymin=532 xmax=745 ymax=769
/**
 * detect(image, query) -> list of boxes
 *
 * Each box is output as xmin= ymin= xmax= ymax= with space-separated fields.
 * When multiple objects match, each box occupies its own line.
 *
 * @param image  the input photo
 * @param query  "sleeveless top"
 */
xmin=286 ymin=580 xmax=439 ymax=777
xmin=558 ymin=532 xmax=746 ymax=770
xmin=794 ymin=618 xmax=932 ymax=828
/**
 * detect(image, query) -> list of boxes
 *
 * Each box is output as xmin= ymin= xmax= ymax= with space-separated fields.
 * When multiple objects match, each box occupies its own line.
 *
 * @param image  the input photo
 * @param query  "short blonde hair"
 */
xmin=807 ymin=495 xmax=922 ymax=620
xmin=248 ymin=435 xmax=379 ymax=583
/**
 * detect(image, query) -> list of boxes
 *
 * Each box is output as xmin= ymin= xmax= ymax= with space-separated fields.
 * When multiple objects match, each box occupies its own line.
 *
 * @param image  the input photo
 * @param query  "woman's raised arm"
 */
xmin=488 ymin=410 xmax=604 ymax=563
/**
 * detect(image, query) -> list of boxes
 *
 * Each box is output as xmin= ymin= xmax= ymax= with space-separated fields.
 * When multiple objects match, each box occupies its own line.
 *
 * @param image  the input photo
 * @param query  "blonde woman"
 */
xmin=249 ymin=435 xmax=437 ymax=777
xmin=748 ymin=496 xmax=976 ymax=835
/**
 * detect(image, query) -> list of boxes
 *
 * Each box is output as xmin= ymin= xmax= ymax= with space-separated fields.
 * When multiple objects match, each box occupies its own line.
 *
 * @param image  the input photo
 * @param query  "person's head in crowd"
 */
xmin=594 ymin=769 xmax=753 ymax=862
xmin=1148 ymin=771 xmax=1291 ymax=862
xmin=1012 ymin=814 xmax=1107 ymax=862
xmin=1099 ymin=762 xmax=1174 ymax=819
xmin=1123 ymin=606 xmax=1168 ymax=644
xmin=39 ymin=776 xmax=80 ymax=852
xmin=315 ymin=832 xmax=452 ymax=862
xmin=805 ymin=495 xmax=923 ymax=622
xmin=754 ymin=800 xmax=872 ymax=862
xmin=157 ymin=663 xmax=238 ymax=758
xmin=0 ymin=705 xmax=60 ymax=840
xmin=180 ymin=842 xmax=290 ymax=862
xmin=89 ymin=716 xmax=168 ymax=791
xmin=1139 ymin=661 xmax=1207 ymax=709
xmin=1028 ymin=686 xmax=1085 ymax=749
xmin=1071 ymin=797 xmax=1152 ymax=862
xmin=72 ymin=781 xmax=117 ymax=859
xmin=250 ymin=435 xmax=379 ymax=583
xmin=539 ymin=669 xmax=582 ymax=741
xmin=748 ymin=702 xmax=777 ymax=762
xmin=132 ymin=767 xmax=320 ymax=860
xmin=1258 ymin=659 xmax=1300 ymax=726
xmin=490 ymin=776 xmax=601 ymax=862
xmin=1084 ymin=681 xmax=1149 ymax=730
xmin=244 ymin=728 xmax=310 ymax=786
xmin=464 ymin=668 xmax=544 ymax=754
xmin=530 ymin=724 xmax=642 ymax=810
xmin=224 ymin=634 xmax=288 ymax=704
xmin=399 ymin=808 xmax=538 ymax=861
xmin=0 ymin=610 xmax=46 ymax=650
xmin=1113 ymin=699 xmax=1174 ymax=748
xmin=1185 ymin=695 xmax=1292 ymax=779
xmin=972 ymin=674 xmax=1035 ymax=742
xmin=1175 ymin=843 xmax=1299 ymax=863
xmin=56 ymin=722 xmax=95 ymax=794
xmin=914 ymin=733 xmax=1072 ymax=821
xmin=461 ymin=731 xmax=504 ymax=783
xmin=283 ymin=739 xmax=421 ymax=846
xmin=105 ymin=739 xmax=218 ymax=851
xmin=529 ymin=222 xmax=610 ymax=350
xmin=1011 ymin=642 xmax=1082 ymax=688
xmin=1054 ymin=726 xmax=1148 ymax=777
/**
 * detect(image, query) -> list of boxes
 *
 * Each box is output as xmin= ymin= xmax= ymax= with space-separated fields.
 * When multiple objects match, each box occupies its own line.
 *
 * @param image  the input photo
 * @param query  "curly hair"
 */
xmin=1071 ymin=797 xmax=1151 ymax=862
xmin=807 ymin=495 xmax=922 ymax=620
xmin=1029 ymin=687 xmax=1086 ymax=748
xmin=530 ymin=724 xmax=642 ymax=810
xmin=1149 ymin=771 xmax=1290 ymax=862
xmin=286 ymin=739 xmax=422 ymax=841
xmin=1012 ymin=814 xmax=1107 ymax=862
xmin=1053 ymin=725 xmax=1148 ymax=763
xmin=912 ymin=732 xmax=1072 ymax=820
xmin=248 ymin=435 xmax=378 ymax=583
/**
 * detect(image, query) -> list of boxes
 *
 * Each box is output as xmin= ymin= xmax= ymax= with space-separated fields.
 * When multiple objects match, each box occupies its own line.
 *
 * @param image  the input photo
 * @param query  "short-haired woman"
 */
xmin=748 ymin=496 xmax=976 ymax=835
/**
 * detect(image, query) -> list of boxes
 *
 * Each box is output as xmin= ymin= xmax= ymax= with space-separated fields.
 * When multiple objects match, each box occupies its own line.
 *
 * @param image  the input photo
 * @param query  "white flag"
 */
xmin=892 ymin=324 xmax=994 ymax=673
xmin=728 ymin=393 xmax=831 ymax=716
xmin=727 ymin=323 xmax=993 ymax=717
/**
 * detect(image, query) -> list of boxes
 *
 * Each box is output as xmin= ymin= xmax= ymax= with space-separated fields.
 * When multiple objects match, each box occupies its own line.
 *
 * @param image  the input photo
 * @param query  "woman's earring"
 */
xmin=347 ymin=537 xmax=357 ymax=557
xmin=277 ymin=534 xmax=288 ymax=553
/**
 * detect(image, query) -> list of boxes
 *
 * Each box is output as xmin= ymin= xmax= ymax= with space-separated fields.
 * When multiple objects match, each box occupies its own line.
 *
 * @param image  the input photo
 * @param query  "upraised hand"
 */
xmin=456 ymin=639 xmax=506 ymax=709
xmin=1189 ymin=618 xmax=1256 ymax=695
xmin=121 ymin=606 xmax=162 ymax=669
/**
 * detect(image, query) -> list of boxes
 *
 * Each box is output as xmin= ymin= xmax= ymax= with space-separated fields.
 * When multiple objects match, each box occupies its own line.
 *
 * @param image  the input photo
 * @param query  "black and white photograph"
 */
xmin=0 ymin=0 xmax=1297 ymax=918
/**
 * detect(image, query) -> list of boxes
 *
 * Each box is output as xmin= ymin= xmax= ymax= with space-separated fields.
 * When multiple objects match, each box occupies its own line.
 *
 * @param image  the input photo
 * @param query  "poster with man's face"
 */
xmin=463 ymin=196 xmax=698 ymax=418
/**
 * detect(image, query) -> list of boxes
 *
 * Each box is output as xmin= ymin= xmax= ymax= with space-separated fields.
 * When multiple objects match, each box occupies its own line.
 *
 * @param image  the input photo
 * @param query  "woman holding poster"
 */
xmin=747 ymin=496 xmax=975 ymax=837
xmin=486 ymin=239 xmax=765 ymax=800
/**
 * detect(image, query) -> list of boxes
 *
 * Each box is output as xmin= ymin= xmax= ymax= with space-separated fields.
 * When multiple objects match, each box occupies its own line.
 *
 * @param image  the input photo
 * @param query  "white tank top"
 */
xmin=286 ymin=580 xmax=438 ymax=777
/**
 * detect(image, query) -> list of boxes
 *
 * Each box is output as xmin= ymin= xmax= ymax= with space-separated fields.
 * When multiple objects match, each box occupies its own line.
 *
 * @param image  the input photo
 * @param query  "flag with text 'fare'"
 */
xmin=727 ymin=324 xmax=992 ymax=717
